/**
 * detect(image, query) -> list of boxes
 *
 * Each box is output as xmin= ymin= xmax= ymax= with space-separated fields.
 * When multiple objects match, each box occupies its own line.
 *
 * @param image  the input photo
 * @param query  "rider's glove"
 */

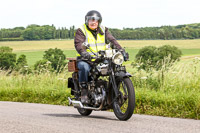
xmin=120 ymin=49 xmax=129 ymax=61
xmin=81 ymin=51 xmax=91 ymax=60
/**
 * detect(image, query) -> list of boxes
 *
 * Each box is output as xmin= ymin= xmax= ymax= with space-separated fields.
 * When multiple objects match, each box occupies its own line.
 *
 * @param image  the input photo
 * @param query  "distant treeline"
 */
xmin=0 ymin=24 xmax=75 ymax=41
xmin=1 ymin=23 xmax=200 ymax=41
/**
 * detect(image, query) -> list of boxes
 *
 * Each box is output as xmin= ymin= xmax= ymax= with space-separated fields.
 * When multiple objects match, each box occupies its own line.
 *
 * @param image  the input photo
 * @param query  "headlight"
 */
xmin=112 ymin=52 xmax=124 ymax=65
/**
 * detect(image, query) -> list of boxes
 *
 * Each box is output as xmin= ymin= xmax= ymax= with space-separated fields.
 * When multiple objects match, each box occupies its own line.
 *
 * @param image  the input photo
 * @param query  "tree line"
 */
xmin=109 ymin=23 xmax=200 ymax=40
xmin=1 ymin=23 xmax=200 ymax=41
xmin=0 ymin=24 xmax=75 ymax=41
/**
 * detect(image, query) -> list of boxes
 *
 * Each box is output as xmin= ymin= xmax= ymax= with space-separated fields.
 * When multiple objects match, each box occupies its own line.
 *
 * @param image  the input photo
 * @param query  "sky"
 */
xmin=1 ymin=0 xmax=200 ymax=29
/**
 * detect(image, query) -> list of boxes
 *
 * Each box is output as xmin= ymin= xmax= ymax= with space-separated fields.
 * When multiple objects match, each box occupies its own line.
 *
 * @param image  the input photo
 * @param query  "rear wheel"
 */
xmin=77 ymin=108 xmax=92 ymax=116
xmin=112 ymin=77 xmax=135 ymax=121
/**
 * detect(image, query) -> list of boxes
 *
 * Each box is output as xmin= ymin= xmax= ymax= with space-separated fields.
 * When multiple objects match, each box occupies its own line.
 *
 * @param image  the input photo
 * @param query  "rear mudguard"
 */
xmin=68 ymin=78 xmax=74 ymax=95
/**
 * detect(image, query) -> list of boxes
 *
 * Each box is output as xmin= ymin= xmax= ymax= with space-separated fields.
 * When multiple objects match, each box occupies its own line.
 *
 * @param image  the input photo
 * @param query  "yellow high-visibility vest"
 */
xmin=76 ymin=24 xmax=106 ymax=60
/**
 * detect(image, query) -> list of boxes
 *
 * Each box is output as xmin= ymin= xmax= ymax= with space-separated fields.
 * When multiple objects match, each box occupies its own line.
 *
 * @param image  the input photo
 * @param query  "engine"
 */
xmin=88 ymin=79 xmax=107 ymax=106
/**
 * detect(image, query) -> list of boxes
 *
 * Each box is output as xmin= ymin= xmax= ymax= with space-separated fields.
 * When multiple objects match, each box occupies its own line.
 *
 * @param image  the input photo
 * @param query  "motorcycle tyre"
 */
xmin=113 ymin=77 xmax=135 ymax=121
xmin=77 ymin=108 xmax=92 ymax=116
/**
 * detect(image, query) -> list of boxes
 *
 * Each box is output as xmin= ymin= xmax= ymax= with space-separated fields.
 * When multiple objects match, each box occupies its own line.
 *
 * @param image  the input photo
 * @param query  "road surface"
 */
xmin=0 ymin=101 xmax=199 ymax=133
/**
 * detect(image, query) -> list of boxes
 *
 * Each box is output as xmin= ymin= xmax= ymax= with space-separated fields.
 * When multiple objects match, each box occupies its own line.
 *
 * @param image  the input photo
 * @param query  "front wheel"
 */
xmin=77 ymin=108 xmax=92 ymax=116
xmin=113 ymin=77 xmax=135 ymax=121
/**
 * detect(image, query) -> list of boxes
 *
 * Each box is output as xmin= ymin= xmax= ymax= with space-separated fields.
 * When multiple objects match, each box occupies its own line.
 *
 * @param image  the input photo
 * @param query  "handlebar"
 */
xmin=81 ymin=56 xmax=101 ymax=60
xmin=80 ymin=55 xmax=106 ymax=65
xmin=80 ymin=49 xmax=129 ymax=62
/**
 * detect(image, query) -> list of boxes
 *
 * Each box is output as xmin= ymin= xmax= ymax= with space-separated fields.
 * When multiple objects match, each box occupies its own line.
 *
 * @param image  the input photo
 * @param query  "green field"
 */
xmin=0 ymin=40 xmax=199 ymax=66
xmin=1 ymin=39 xmax=200 ymax=51
xmin=14 ymin=49 xmax=200 ymax=67
xmin=0 ymin=40 xmax=200 ymax=119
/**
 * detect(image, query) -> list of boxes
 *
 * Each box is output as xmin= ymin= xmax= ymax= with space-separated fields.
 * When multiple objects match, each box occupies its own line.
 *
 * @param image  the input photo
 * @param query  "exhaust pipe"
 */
xmin=68 ymin=97 xmax=104 ymax=111
xmin=68 ymin=97 xmax=83 ymax=108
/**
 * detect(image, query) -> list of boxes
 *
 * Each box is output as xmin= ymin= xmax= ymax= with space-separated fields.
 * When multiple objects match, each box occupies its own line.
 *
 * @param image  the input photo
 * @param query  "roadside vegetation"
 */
xmin=0 ymin=40 xmax=199 ymax=119
xmin=0 ymin=70 xmax=71 ymax=105
xmin=131 ymin=58 xmax=200 ymax=119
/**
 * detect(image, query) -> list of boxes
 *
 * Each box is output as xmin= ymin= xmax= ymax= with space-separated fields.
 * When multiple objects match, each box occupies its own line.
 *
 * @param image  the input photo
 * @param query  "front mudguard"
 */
xmin=115 ymin=71 xmax=132 ymax=80
xmin=106 ymin=71 xmax=132 ymax=108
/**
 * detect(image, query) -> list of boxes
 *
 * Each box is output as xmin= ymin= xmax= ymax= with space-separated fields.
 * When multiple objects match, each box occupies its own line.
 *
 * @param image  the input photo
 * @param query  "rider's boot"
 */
xmin=80 ymin=83 xmax=89 ymax=104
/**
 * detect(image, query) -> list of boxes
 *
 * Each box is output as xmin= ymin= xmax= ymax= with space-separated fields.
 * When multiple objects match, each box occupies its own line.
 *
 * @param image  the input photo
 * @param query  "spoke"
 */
xmin=122 ymin=81 xmax=128 ymax=95
xmin=116 ymin=80 xmax=129 ymax=114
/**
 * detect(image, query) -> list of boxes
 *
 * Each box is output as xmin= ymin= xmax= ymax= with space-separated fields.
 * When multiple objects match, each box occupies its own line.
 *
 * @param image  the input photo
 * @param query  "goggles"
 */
xmin=87 ymin=16 xmax=100 ymax=22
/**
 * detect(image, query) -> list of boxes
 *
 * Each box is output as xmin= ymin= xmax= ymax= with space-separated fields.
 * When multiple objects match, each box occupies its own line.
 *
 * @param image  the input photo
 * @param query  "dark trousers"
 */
xmin=77 ymin=61 xmax=91 ymax=83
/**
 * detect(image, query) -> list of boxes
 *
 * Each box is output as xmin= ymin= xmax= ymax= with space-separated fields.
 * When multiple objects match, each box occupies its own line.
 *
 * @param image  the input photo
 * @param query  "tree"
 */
xmin=15 ymin=54 xmax=31 ymax=73
xmin=0 ymin=46 xmax=13 ymax=53
xmin=0 ymin=46 xmax=16 ymax=69
xmin=43 ymin=48 xmax=66 ymax=71
xmin=157 ymin=45 xmax=182 ymax=62
xmin=135 ymin=46 xmax=158 ymax=70
xmin=135 ymin=45 xmax=182 ymax=71
xmin=16 ymin=54 xmax=28 ymax=67
xmin=34 ymin=48 xmax=67 ymax=72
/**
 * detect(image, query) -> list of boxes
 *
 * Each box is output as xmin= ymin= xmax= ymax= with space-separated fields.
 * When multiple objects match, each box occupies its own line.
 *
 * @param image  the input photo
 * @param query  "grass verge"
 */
xmin=0 ymin=58 xmax=199 ymax=119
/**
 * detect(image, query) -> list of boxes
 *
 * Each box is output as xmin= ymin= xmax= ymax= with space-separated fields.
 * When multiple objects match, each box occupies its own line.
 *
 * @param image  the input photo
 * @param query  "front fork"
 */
xmin=110 ymin=69 xmax=119 ymax=98
xmin=108 ymin=65 xmax=131 ymax=106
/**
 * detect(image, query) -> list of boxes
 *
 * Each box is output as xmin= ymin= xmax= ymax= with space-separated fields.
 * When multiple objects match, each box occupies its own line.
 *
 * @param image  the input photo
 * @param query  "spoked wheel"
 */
xmin=113 ymin=77 xmax=135 ymax=121
xmin=77 ymin=108 xmax=92 ymax=116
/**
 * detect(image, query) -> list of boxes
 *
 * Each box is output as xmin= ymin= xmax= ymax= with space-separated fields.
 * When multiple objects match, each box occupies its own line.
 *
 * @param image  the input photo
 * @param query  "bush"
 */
xmin=157 ymin=45 xmax=182 ymax=62
xmin=0 ymin=47 xmax=31 ymax=73
xmin=34 ymin=59 xmax=54 ymax=73
xmin=135 ymin=45 xmax=182 ymax=71
xmin=43 ymin=48 xmax=67 ymax=72
xmin=135 ymin=46 xmax=158 ymax=70
xmin=15 ymin=54 xmax=31 ymax=74
xmin=0 ymin=46 xmax=13 ymax=53
xmin=0 ymin=46 xmax=16 ymax=70
xmin=16 ymin=54 xmax=28 ymax=67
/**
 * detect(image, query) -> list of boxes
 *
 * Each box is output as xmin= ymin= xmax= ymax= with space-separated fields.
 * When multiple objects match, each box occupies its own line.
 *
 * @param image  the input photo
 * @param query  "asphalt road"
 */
xmin=0 ymin=101 xmax=199 ymax=133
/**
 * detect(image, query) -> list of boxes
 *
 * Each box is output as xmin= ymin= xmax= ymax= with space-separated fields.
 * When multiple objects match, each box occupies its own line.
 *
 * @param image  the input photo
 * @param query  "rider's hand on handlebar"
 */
xmin=120 ymin=49 xmax=129 ymax=61
xmin=81 ymin=51 xmax=91 ymax=60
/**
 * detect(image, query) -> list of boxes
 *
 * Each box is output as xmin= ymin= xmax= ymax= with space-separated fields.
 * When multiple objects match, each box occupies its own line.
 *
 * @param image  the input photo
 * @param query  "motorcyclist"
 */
xmin=74 ymin=10 xmax=127 ymax=104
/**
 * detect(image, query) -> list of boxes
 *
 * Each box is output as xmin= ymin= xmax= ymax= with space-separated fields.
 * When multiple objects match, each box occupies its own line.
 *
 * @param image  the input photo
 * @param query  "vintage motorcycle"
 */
xmin=67 ymin=43 xmax=135 ymax=121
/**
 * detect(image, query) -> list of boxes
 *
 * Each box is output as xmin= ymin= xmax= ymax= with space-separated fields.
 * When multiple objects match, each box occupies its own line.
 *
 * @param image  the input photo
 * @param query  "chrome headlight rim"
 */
xmin=112 ymin=52 xmax=124 ymax=65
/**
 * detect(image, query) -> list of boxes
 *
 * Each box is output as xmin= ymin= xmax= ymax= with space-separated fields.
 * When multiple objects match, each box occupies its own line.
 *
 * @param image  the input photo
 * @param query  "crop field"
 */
xmin=0 ymin=39 xmax=200 ymax=66
xmin=1 ymin=39 xmax=200 ymax=51
xmin=0 ymin=40 xmax=200 ymax=119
